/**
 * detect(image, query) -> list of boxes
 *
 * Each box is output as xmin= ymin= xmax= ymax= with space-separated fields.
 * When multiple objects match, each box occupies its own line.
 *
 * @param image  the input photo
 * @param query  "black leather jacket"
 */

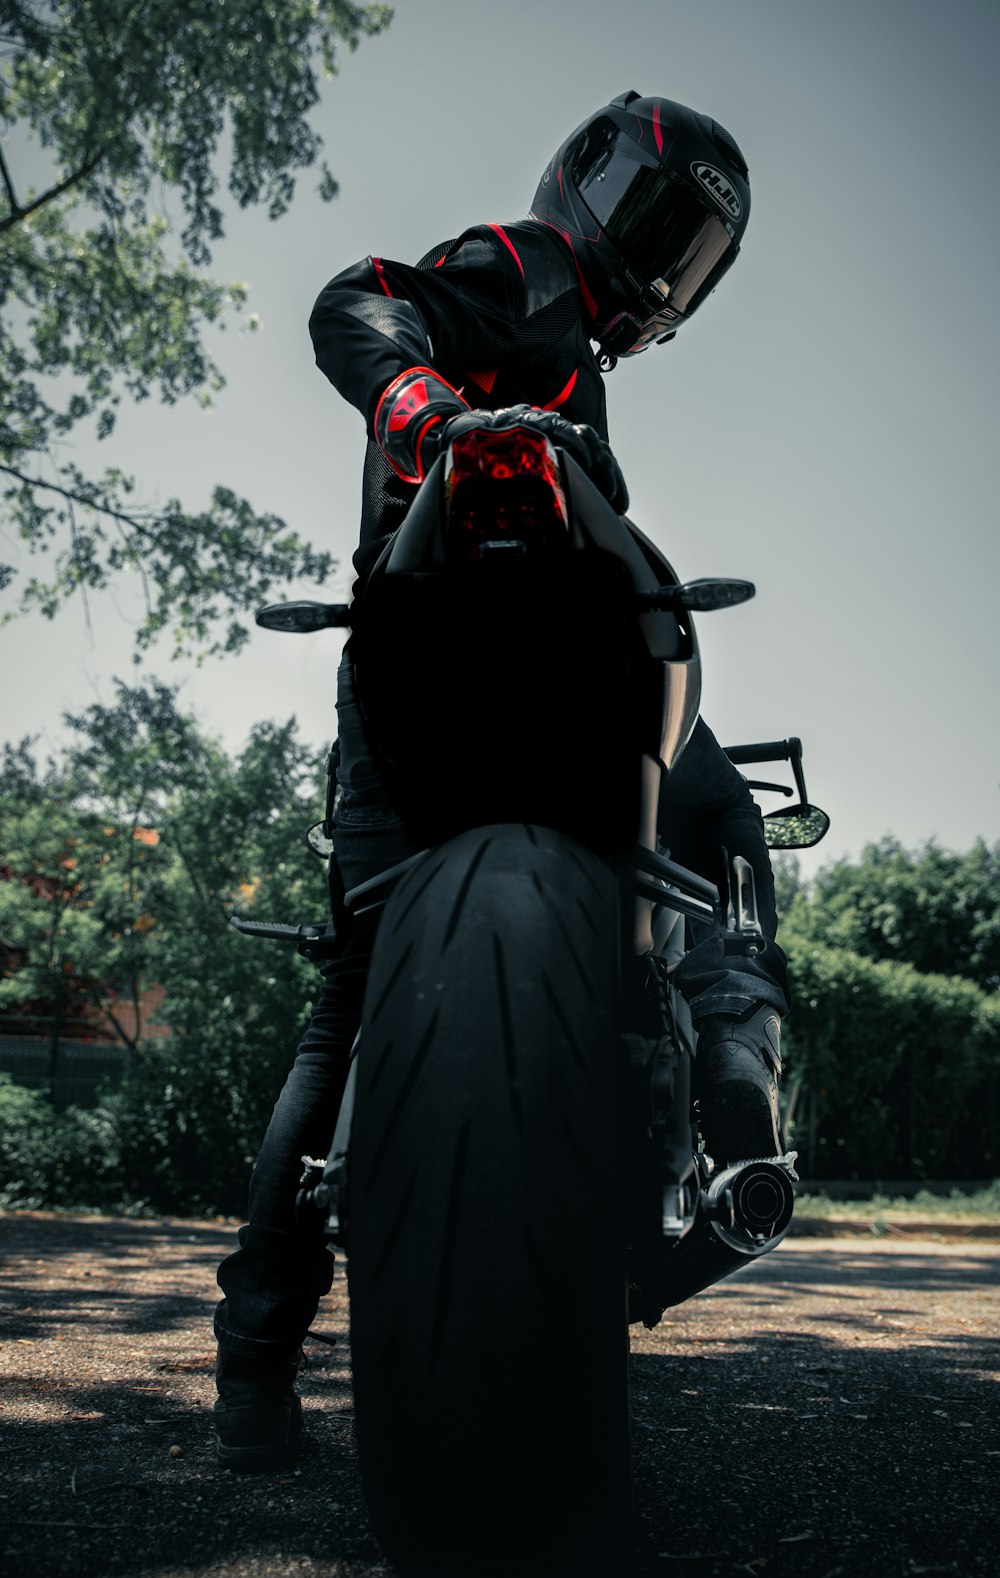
xmin=309 ymin=219 xmax=608 ymax=581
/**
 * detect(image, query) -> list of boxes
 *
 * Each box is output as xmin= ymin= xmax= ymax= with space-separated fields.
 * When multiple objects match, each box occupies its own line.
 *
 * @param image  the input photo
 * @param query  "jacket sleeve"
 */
xmin=308 ymin=227 xmax=527 ymax=438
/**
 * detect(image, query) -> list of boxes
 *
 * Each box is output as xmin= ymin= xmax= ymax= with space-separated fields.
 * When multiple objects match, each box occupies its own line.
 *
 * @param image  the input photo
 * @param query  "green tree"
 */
xmin=0 ymin=0 xmax=390 ymax=655
xmin=0 ymin=679 xmax=330 ymax=1212
xmin=783 ymin=837 xmax=1000 ymax=992
xmin=0 ymin=735 xmax=172 ymax=1072
xmin=770 ymin=850 xmax=804 ymax=919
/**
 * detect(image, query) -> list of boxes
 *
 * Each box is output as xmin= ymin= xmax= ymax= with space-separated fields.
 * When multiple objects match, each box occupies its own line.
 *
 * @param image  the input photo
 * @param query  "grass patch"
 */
xmin=794 ymin=1181 xmax=1000 ymax=1222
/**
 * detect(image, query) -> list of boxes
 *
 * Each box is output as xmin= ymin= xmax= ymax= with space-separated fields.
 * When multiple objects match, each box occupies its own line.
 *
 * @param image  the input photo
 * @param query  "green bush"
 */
xmin=97 ymin=1002 xmax=316 ymax=1218
xmin=0 ymin=1073 xmax=122 ymax=1210
xmin=782 ymin=934 xmax=1000 ymax=1178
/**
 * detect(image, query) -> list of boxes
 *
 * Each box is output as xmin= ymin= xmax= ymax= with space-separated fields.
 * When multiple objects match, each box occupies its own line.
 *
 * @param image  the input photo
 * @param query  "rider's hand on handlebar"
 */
xmin=427 ymin=405 xmax=630 ymax=516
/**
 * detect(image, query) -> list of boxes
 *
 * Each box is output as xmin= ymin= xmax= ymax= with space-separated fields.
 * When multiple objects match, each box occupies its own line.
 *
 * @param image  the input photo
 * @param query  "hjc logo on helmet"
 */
xmin=690 ymin=162 xmax=742 ymax=220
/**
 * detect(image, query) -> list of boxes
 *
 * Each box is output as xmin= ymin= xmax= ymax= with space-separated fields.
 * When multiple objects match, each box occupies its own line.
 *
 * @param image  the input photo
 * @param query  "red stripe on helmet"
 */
xmin=557 ymin=164 xmax=564 ymax=199
xmin=489 ymin=223 xmax=525 ymax=280
xmin=542 ymin=369 xmax=578 ymax=411
xmin=652 ymin=102 xmax=663 ymax=155
xmin=372 ymin=256 xmax=393 ymax=297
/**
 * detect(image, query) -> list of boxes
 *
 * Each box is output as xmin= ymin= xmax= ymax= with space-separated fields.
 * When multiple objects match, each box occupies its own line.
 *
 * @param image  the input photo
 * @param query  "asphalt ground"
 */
xmin=1 ymin=1212 xmax=998 ymax=1578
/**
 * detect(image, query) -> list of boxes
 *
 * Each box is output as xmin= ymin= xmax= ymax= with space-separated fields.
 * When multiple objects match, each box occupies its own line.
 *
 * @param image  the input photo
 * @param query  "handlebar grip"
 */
xmin=724 ymin=740 xmax=792 ymax=766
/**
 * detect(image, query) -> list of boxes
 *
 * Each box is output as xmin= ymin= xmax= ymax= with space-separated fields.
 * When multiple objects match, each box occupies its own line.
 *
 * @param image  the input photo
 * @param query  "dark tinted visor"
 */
xmin=573 ymin=119 xmax=737 ymax=316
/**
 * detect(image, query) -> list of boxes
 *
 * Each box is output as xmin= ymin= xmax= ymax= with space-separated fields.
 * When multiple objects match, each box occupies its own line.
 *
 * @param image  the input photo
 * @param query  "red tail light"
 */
xmin=444 ymin=427 xmax=569 ymax=556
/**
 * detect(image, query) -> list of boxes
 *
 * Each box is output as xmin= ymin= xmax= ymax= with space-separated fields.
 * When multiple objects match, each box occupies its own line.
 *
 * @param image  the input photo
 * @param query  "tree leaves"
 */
xmin=0 ymin=0 xmax=391 ymax=653
xmin=0 ymin=680 xmax=330 ymax=1210
xmin=776 ymin=839 xmax=1000 ymax=1176
xmin=782 ymin=837 xmax=1000 ymax=992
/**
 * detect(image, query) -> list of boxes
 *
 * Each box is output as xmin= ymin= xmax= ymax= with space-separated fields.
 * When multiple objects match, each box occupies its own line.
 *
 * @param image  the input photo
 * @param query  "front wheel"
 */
xmin=347 ymin=824 xmax=631 ymax=1578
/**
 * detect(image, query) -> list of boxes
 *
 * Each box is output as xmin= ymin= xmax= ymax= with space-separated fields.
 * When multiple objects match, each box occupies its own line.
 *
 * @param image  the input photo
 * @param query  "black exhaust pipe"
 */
xmin=631 ymin=1155 xmax=797 ymax=1327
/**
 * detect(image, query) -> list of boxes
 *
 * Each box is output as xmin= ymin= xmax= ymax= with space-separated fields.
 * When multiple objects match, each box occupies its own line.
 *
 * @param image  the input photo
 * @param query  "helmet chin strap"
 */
xmin=598 ymin=305 xmax=680 ymax=358
xmin=597 ymin=309 xmax=647 ymax=358
xmin=570 ymin=237 xmax=677 ymax=361
xmin=593 ymin=265 xmax=676 ymax=358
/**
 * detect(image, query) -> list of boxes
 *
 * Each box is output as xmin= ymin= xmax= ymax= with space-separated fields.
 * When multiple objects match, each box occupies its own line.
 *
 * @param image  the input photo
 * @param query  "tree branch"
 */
xmin=0 ymin=146 xmax=105 ymax=234
xmin=0 ymin=460 xmax=156 ymax=539
xmin=169 ymin=824 xmax=214 ymax=912
xmin=88 ymin=982 xmax=139 ymax=1054
xmin=0 ymin=142 xmax=19 ymax=219
xmin=66 ymin=493 xmax=96 ymax=645
xmin=111 ymin=513 xmax=154 ymax=617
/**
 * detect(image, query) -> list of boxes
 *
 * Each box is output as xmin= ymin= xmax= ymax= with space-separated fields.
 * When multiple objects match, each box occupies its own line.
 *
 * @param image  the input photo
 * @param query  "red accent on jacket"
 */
xmin=488 ymin=223 xmax=525 ymax=280
xmin=372 ymin=257 xmax=393 ymax=297
xmin=467 ymin=368 xmax=499 ymax=396
xmin=542 ymin=369 xmax=578 ymax=410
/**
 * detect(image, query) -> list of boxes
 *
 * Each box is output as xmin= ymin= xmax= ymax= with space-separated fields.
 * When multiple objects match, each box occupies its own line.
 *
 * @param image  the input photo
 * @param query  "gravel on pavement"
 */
xmin=1 ymin=1211 xmax=997 ymax=1578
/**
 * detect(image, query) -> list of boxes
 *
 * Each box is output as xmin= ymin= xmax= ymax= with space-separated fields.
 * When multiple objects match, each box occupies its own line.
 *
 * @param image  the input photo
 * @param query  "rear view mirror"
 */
xmin=305 ymin=821 xmax=334 ymax=860
xmin=763 ymin=804 xmax=830 ymax=849
xmin=726 ymin=738 xmax=830 ymax=850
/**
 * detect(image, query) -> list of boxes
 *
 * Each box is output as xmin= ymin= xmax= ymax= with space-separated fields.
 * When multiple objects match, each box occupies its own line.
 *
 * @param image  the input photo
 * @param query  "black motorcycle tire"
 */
xmin=347 ymin=823 xmax=632 ymax=1578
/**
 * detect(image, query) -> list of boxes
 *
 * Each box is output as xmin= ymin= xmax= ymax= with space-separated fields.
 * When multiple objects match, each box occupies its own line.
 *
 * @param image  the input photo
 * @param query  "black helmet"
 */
xmin=530 ymin=91 xmax=750 ymax=358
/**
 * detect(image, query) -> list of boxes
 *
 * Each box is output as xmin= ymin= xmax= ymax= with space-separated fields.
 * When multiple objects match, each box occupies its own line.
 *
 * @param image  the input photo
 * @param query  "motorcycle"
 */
xmin=234 ymin=423 xmax=829 ymax=1578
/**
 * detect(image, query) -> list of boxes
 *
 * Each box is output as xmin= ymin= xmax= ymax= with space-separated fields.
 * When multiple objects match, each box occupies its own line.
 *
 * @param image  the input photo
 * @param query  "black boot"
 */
xmin=214 ymin=1347 xmax=303 ymax=1472
xmin=696 ymin=1003 xmax=783 ymax=1164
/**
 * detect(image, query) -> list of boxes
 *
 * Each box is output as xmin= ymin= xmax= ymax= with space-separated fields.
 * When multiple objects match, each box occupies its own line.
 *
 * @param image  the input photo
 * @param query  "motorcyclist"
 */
xmin=213 ymin=92 xmax=790 ymax=1470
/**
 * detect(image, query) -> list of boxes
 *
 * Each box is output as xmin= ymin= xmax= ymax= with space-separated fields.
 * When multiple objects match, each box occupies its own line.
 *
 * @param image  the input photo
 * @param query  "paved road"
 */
xmin=1 ymin=1213 xmax=997 ymax=1577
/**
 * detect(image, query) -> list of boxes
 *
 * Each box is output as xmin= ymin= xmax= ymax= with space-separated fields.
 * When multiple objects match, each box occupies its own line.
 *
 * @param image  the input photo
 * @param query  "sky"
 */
xmin=2 ymin=0 xmax=998 ymax=879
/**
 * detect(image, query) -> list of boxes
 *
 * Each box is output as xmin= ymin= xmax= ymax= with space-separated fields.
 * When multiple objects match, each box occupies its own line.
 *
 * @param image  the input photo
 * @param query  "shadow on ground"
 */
xmin=2 ymin=1217 xmax=998 ymax=1577
xmin=631 ymin=1328 xmax=999 ymax=1577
